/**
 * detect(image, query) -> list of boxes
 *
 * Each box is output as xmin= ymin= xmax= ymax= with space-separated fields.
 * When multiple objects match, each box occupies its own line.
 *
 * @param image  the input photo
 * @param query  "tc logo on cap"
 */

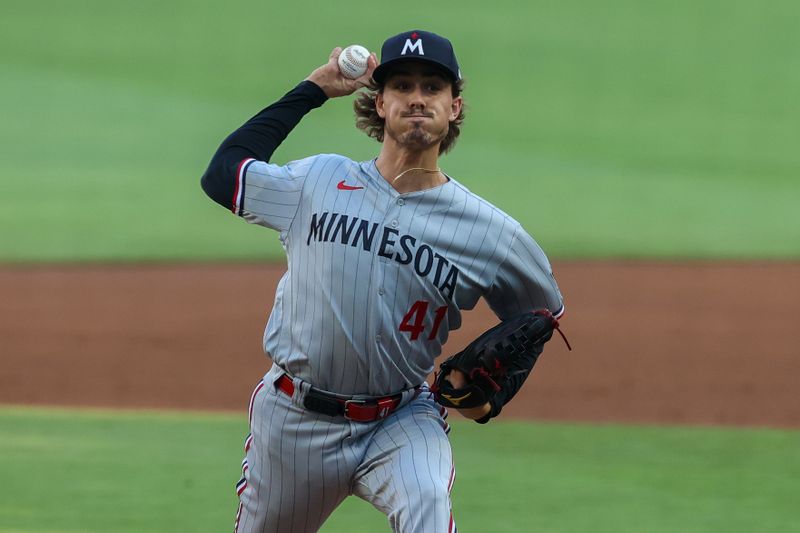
xmin=401 ymin=32 xmax=424 ymax=56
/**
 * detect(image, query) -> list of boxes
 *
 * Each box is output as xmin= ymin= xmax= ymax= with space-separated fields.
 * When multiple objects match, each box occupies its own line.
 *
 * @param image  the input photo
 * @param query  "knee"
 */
xmin=406 ymin=479 xmax=452 ymax=516
xmin=388 ymin=480 xmax=453 ymax=533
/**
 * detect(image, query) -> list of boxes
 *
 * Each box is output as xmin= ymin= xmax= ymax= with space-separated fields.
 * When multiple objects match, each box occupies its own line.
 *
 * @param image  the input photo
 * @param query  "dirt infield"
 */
xmin=1 ymin=262 xmax=798 ymax=427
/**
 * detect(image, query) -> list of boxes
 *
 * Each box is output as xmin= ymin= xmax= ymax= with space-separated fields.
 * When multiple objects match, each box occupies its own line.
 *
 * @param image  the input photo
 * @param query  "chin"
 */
xmin=385 ymin=121 xmax=447 ymax=150
xmin=401 ymin=130 xmax=435 ymax=148
xmin=402 ymin=125 xmax=449 ymax=149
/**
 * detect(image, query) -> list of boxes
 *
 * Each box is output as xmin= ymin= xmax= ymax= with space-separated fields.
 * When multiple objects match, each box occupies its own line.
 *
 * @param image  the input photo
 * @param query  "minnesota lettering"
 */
xmin=307 ymin=212 xmax=459 ymax=299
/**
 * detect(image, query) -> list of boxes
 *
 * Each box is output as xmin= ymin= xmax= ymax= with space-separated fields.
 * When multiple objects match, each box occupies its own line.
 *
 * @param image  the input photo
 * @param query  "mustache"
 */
xmin=401 ymin=111 xmax=434 ymax=118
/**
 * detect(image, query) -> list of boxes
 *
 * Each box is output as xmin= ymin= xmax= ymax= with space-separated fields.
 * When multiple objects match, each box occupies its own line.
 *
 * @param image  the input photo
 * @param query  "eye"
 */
xmin=424 ymin=79 xmax=445 ymax=93
xmin=391 ymin=80 xmax=411 ymax=91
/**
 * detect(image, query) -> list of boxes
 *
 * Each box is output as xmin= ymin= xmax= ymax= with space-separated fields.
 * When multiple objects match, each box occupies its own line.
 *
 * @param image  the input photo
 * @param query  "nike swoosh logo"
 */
xmin=337 ymin=180 xmax=364 ymax=191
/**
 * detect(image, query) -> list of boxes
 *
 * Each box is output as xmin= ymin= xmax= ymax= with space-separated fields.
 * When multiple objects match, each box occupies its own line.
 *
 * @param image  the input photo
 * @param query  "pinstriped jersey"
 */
xmin=234 ymin=154 xmax=564 ymax=396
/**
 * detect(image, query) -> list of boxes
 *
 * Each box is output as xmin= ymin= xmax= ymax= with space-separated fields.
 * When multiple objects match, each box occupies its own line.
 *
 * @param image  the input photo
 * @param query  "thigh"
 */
xmin=353 ymin=391 xmax=456 ymax=533
xmin=234 ymin=370 xmax=357 ymax=533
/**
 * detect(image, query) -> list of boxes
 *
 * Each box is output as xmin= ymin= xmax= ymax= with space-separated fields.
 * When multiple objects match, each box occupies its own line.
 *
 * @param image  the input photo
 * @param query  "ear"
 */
xmin=375 ymin=91 xmax=386 ymax=119
xmin=449 ymin=96 xmax=463 ymax=121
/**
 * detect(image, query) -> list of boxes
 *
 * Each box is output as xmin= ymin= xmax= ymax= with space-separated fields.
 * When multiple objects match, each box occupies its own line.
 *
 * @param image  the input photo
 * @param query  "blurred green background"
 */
xmin=1 ymin=0 xmax=797 ymax=261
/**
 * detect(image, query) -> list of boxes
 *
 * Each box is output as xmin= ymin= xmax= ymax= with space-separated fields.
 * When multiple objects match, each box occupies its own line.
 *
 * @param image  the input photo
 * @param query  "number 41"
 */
xmin=399 ymin=300 xmax=448 ymax=341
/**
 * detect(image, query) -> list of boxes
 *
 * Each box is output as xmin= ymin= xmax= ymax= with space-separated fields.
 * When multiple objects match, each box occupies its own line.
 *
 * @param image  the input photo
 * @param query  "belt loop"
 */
xmin=266 ymin=364 xmax=286 ymax=390
xmin=291 ymin=376 xmax=313 ymax=408
xmin=397 ymin=386 xmax=421 ymax=409
xmin=271 ymin=366 xmax=311 ymax=408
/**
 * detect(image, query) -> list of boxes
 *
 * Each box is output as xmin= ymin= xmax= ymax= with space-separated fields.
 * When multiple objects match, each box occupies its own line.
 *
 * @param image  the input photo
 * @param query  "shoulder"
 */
xmin=301 ymin=153 xmax=358 ymax=166
xmin=249 ymin=153 xmax=356 ymax=183
xmin=294 ymin=153 xmax=360 ymax=179
xmin=446 ymin=177 xmax=523 ymax=232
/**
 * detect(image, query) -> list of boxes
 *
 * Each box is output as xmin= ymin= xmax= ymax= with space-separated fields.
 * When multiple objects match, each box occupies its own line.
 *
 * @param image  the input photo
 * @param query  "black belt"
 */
xmin=275 ymin=374 xmax=418 ymax=422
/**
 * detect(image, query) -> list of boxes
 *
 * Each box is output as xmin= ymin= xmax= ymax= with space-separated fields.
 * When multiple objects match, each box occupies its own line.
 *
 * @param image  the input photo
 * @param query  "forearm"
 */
xmin=200 ymin=80 xmax=328 ymax=209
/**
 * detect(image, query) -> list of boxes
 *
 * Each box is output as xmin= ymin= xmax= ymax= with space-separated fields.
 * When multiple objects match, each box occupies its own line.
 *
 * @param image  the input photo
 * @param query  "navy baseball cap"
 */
xmin=372 ymin=30 xmax=461 ymax=84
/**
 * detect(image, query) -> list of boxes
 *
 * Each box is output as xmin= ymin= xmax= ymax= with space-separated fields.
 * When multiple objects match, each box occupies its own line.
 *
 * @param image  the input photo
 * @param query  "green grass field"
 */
xmin=1 ymin=0 xmax=798 ymax=261
xmin=1 ymin=407 xmax=797 ymax=533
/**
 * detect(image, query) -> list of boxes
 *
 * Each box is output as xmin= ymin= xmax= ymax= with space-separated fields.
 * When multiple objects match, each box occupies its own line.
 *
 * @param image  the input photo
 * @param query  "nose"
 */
xmin=408 ymin=85 xmax=426 ymax=111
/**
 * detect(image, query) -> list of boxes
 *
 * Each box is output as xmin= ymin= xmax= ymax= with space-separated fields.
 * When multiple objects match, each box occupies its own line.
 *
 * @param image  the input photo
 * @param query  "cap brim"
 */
xmin=372 ymin=57 xmax=459 ymax=84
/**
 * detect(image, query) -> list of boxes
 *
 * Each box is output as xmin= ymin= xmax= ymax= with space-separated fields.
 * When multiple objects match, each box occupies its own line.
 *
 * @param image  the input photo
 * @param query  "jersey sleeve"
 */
xmin=233 ymin=157 xmax=312 ymax=232
xmin=485 ymin=225 xmax=565 ymax=320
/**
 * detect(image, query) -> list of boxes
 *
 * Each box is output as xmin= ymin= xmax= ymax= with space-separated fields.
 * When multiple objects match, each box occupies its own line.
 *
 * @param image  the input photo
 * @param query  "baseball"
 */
xmin=337 ymin=44 xmax=370 ymax=79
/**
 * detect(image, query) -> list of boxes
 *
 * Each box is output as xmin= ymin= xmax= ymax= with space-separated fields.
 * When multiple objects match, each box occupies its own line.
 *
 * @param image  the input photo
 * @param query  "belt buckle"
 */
xmin=344 ymin=398 xmax=372 ymax=422
xmin=344 ymin=397 xmax=396 ymax=422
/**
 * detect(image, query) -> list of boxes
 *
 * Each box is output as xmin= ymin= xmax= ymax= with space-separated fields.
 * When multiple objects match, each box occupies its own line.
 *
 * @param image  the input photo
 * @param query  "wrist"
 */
xmin=298 ymin=79 xmax=330 ymax=105
xmin=303 ymin=73 xmax=328 ymax=94
xmin=455 ymin=402 xmax=491 ymax=420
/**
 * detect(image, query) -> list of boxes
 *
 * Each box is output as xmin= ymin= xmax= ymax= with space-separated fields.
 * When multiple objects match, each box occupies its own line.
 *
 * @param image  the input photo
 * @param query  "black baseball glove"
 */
xmin=431 ymin=309 xmax=569 ymax=412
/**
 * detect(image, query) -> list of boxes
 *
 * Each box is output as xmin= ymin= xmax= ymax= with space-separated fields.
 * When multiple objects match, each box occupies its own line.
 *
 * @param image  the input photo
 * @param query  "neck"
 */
xmin=376 ymin=142 xmax=445 ymax=193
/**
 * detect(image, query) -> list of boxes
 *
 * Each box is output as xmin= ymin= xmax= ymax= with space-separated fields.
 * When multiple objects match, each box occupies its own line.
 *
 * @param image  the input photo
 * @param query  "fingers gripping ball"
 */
xmin=338 ymin=45 xmax=370 ymax=79
xmin=431 ymin=309 xmax=567 ymax=409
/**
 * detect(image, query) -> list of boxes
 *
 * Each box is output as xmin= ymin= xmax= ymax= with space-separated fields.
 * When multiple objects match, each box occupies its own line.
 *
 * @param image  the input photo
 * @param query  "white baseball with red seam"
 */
xmin=337 ymin=45 xmax=370 ymax=79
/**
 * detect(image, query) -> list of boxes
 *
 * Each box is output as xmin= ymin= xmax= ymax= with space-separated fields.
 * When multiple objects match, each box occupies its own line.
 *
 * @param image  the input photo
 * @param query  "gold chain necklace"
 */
xmin=392 ymin=166 xmax=442 ymax=185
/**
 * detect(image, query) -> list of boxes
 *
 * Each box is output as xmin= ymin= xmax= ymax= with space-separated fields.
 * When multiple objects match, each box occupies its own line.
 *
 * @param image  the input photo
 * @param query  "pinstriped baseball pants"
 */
xmin=234 ymin=366 xmax=457 ymax=533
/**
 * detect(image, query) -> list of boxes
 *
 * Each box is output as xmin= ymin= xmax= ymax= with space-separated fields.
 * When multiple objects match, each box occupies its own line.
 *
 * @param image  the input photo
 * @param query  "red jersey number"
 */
xmin=399 ymin=300 xmax=448 ymax=341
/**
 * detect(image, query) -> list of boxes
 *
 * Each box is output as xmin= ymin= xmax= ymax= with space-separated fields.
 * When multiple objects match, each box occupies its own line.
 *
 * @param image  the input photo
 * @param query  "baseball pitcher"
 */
xmin=201 ymin=29 xmax=565 ymax=533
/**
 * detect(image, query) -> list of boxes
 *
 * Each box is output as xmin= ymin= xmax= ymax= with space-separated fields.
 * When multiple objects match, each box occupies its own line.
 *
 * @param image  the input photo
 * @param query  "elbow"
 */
xmin=200 ymin=166 xmax=215 ymax=199
xmin=200 ymin=160 xmax=232 ymax=210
